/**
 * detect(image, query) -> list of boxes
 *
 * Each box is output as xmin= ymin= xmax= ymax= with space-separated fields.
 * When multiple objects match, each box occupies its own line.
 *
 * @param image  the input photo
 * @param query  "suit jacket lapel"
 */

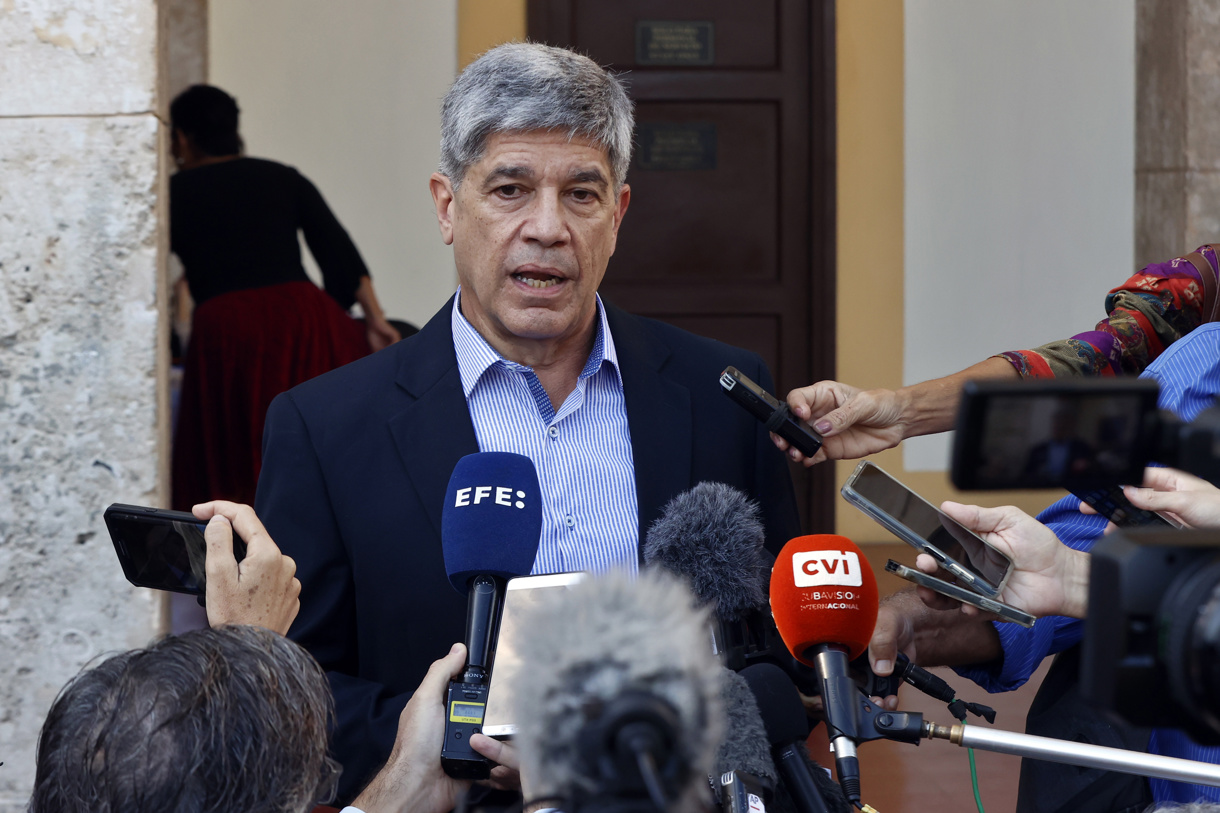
xmin=387 ymin=297 xmax=479 ymax=541
xmin=606 ymin=303 xmax=693 ymax=546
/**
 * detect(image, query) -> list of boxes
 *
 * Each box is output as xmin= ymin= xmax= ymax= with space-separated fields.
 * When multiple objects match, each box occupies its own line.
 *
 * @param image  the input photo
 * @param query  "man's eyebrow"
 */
xmin=570 ymin=168 xmax=609 ymax=187
xmin=482 ymin=165 xmax=534 ymax=185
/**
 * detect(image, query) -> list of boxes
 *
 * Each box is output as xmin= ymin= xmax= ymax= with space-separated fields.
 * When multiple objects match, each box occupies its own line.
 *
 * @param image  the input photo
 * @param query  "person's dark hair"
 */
xmin=170 ymin=84 xmax=243 ymax=157
xmin=29 ymin=625 xmax=338 ymax=813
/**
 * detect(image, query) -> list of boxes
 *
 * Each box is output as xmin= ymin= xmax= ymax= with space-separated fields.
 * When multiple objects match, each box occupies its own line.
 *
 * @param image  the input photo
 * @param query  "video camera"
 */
xmin=950 ymin=377 xmax=1220 ymax=743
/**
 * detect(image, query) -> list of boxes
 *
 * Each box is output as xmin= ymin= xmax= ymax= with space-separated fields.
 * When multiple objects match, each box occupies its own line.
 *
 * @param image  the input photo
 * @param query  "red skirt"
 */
xmin=172 ymin=281 xmax=371 ymax=510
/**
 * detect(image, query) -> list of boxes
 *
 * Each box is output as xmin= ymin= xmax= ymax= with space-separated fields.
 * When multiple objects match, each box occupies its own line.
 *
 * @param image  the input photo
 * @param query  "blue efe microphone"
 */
xmin=440 ymin=452 xmax=543 ymax=779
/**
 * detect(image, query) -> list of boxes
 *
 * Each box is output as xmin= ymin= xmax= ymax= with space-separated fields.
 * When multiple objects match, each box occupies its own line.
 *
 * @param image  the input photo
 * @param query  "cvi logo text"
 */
xmin=792 ymin=550 xmax=863 ymax=588
xmin=453 ymin=486 xmax=527 ymax=509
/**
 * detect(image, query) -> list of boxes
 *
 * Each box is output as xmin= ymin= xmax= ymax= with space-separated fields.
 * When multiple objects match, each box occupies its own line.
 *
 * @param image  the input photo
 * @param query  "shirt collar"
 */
xmin=451 ymin=287 xmax=621 ymax=397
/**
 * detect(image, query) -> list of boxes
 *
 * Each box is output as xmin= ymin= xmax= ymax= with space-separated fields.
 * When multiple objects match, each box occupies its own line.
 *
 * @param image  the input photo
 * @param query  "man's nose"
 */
xmin=520 ymin=191 xmax=570 ymax=246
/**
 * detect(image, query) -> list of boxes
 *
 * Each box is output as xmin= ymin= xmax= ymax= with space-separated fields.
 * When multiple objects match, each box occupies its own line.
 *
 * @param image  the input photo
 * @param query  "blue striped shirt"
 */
xmin=955 ymin=321 xmax=1220 ymax=803
xmin=451 ymin=290 xmax=640 ymax=576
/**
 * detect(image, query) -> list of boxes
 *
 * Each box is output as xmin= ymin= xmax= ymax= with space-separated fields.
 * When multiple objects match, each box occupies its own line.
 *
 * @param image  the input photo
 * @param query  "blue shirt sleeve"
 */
xmin=952 ymin=494 xmax=1108 ymax=692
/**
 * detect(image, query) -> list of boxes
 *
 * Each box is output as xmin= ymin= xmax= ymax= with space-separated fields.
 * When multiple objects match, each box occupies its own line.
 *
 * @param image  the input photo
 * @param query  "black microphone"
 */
xmin=741 ymin=663 xmax=851 ymax=813
xmin=507 ymin=570 xmax=724 ymax=813
xmin=439 ymin=452 xmax=543 ymax=779
xmin=714 ymin=668 xmax=778 ymax=813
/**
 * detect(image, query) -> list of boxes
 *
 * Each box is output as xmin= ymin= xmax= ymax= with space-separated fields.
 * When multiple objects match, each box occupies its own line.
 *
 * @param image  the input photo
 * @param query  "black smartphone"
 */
xmin=104 ymin=503 xmax=246 ymax=595
xmin=885 ymin=560 xmax=1035 ymax=627
xmin=952 ymin=378 xmax=1161 ymax=491
xmin=841 ymin=460 xmax=1015 ymax=596
xmin=1073 ymin=484 xmax=1180 ymax=529
xmin=719 ymin=366 xmax=823 ymax=458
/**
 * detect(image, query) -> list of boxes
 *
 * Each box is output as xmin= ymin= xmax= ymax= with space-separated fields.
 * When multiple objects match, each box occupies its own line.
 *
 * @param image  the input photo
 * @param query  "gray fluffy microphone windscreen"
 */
xmin=716 ymin=668 xmax=779 ymax=785
xmin=508 ymin=570 xmax=725 ymax=813
xmin=642 ymin=482 xmax=769 ymax=622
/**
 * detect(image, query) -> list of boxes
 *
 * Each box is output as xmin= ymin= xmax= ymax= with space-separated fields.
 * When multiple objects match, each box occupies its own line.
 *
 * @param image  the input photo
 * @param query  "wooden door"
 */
xmin=529 ymin=0 xmax=836 ymax=531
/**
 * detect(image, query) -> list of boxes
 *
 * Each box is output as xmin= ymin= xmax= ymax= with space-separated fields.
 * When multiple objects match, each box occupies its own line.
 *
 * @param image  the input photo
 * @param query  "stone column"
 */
xmin=1136 ymin=0 xmax=1220 ymax=266
xmin=0 ymin=3 xmax=167 ymax=809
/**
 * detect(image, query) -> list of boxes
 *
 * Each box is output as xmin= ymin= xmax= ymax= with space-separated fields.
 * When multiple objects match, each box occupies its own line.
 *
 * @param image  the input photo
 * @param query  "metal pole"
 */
xmin=925 ymin=722 xmax=1220 ymax=788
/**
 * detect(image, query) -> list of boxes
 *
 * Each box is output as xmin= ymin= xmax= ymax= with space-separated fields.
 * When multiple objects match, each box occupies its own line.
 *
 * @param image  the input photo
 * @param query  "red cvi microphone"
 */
xmin=770 ymin=534 xmax=879 ymax=807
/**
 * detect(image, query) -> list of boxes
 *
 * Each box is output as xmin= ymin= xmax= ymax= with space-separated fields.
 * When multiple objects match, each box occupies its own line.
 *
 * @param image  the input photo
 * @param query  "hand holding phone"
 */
xmin=194 ymin=501 xmax=301 ymax=635
xmin=930 ymin=501 xmax=1092 ymax=621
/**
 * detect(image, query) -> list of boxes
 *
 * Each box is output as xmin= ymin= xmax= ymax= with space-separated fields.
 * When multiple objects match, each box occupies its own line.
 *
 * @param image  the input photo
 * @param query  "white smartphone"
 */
xmin=885 ymin=560 xmax=1035 ymax=627
xmin=841 ymin=460 xmax=1015 ymax=597
xmin=481 ymin=571 xmax=589 ymax=739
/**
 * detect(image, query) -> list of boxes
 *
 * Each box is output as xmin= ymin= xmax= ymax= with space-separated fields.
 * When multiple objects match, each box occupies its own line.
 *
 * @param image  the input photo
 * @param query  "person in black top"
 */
xmin=169 ymin=84 xmax=400 ymax=511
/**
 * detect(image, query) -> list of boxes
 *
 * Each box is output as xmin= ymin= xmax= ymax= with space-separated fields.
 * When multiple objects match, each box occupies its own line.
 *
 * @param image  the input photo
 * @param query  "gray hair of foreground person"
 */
xmin=28 ymin=625 xmax=338 ymax=813
xmin=438 ymin=42 xmax=635 ymax=189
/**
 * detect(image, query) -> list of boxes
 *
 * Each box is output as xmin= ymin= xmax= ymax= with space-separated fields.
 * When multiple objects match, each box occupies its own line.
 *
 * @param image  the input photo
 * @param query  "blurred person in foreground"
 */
xmin=29 ymin=502 xmax=516 ymax=813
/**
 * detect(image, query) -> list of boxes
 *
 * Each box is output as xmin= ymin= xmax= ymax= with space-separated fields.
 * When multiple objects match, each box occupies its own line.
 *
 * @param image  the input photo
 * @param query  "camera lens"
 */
xmin=1160 ymin=556 xmax=1220 ymax=740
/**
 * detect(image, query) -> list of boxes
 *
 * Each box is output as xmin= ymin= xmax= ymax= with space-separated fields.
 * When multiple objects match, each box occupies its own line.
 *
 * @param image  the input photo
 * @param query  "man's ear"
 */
xmin=607 ymin=183 xmax=631 ymax=255
xmin=429 ymin=173 xmax=457 ymax=246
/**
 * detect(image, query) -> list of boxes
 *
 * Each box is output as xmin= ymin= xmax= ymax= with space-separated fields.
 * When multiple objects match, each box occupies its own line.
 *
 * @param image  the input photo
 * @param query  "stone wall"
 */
xmin=1136 ymin=0 xmax=1220 ymax=266
xmin=0 ymin=2 xmax=167 ymax=809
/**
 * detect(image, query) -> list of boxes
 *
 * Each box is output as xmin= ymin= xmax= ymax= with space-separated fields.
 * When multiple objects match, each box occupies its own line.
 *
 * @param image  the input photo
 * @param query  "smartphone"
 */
xmin=720 ymin=367 xmax=823 ymax=458
xmin=885 ymin=560 xmax=1035 ymax=627
xmin=104 ymin=503 xmax=246 ymax=595
xmin=841 ymin=461 xmax=1014 ymax=597
xmin=1073 ymin=484 xmax=1180 ymax=529
xmin=482 ymin=571 xmax=589 ymax=739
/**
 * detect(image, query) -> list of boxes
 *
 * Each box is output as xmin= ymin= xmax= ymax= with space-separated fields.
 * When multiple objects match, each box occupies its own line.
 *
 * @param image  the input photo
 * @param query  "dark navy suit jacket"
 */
xmin=255 ymin=296 xmax=802 ymax=801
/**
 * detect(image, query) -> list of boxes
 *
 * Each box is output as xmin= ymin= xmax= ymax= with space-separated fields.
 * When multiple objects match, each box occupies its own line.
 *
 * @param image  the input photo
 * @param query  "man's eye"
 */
xmin=571 ymin=189 xmax=597 ymax=202
xmin=496 ymin=185 xmax=521 ymax=197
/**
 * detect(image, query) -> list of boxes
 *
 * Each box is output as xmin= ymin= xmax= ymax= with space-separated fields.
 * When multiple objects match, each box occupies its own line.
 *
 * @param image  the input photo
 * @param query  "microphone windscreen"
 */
xmin=441 ymin=452 xmax=543 ymax=593
xmin=509 ymin=570 xmax=724 ymax=807
xmin=769 ymin=535 xmax=878 ymax=663
xmin=739 ymin=663 xmax=809 ymax=746
xmin=643 ymin=482 xmax=768 ymax=621
xmin=716 ymin=667 xmax=779 ymax=785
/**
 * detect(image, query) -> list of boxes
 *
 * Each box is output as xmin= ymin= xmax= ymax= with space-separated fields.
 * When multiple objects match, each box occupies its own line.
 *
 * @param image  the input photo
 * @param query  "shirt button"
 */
xmin=548 ymin=426 xmax=559 ymax=439
xmin=565 ymin=515 xmax=575 ymax=527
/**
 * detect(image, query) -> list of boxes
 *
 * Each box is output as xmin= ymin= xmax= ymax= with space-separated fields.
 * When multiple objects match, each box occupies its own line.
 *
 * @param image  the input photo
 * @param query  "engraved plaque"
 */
xmin=635 ymin=20 xmax=714 ymax=66
xmin=634 ymin=122 xmax=717 ymax=171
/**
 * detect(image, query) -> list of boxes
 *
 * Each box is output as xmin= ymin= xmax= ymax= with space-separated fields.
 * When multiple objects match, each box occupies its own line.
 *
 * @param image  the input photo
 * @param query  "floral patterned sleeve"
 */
xmin=996 ymin=246 xmax=1217 ymax=378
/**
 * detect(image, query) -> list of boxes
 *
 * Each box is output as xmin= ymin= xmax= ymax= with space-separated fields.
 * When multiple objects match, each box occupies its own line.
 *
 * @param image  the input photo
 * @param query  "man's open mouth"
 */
xmin=513 ymin=272 xmax=563 ymax=289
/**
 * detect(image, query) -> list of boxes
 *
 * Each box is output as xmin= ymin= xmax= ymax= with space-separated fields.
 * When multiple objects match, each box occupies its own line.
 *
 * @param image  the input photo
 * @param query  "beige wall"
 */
xmin=209 ymin=0 xmax=459 ymax=328
xmin=459 ymin=0 xmax=526 ymax=68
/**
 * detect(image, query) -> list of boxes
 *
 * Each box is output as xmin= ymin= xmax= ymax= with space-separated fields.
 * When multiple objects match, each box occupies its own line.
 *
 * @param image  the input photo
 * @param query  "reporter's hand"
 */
xmin=193 ymin=500 xmax=300 ymax=634
xmin=867 ymin=603 xmax=918 ymax=710
xmin=354 ymin=643 xmax=472 ymax=813
xmin=935 ymin=502 xmax=1090 ymax=619
xmin=471 ymin=734 xmax=523 ymax=795
xmin=773 ymin=381 xmax=909 ymax=466
xmin=1122 ymin=466 xmax=1220 ymax=529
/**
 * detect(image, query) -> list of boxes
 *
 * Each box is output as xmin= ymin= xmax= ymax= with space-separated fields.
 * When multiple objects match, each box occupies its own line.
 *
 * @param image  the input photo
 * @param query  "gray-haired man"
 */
xmin=256 ymin=42 xmax=801 ymax=802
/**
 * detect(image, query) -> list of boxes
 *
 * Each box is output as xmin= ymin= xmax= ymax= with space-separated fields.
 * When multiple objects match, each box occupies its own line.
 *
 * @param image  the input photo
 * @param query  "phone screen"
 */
xmin=482 ymin=572 xmax=587 ymax=737
xmin=845 ymin=463 xmax=1012 ymax=590
xmin=105 ymin=506 xmax=242 ymax=595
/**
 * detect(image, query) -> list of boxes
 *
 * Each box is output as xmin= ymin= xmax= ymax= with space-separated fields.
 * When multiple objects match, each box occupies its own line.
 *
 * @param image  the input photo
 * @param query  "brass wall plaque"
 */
xmin=634 ymin=123 xmax=717 ymax=172
xmin=635 ymin=20 xmax=714 ymax=66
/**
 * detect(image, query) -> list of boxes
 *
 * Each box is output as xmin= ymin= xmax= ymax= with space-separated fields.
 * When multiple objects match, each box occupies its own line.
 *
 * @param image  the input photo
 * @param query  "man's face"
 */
xmin=430 ymin=131 xmax=631 ymax=359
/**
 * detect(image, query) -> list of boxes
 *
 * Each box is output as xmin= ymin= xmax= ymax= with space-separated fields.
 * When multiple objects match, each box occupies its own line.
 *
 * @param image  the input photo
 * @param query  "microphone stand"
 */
xmin=911 ymin=720 xmax=1220 ymax=788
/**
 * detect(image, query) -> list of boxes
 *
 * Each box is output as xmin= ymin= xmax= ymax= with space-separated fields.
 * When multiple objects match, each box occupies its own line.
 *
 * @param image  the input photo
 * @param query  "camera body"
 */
xmin=1082 ymin=528 xmax=1220 ymax=745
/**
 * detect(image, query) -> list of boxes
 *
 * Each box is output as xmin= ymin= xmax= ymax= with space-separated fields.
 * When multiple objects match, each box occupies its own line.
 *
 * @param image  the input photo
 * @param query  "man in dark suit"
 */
xmin=256 ymin=42 xmax=801 ymax=803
